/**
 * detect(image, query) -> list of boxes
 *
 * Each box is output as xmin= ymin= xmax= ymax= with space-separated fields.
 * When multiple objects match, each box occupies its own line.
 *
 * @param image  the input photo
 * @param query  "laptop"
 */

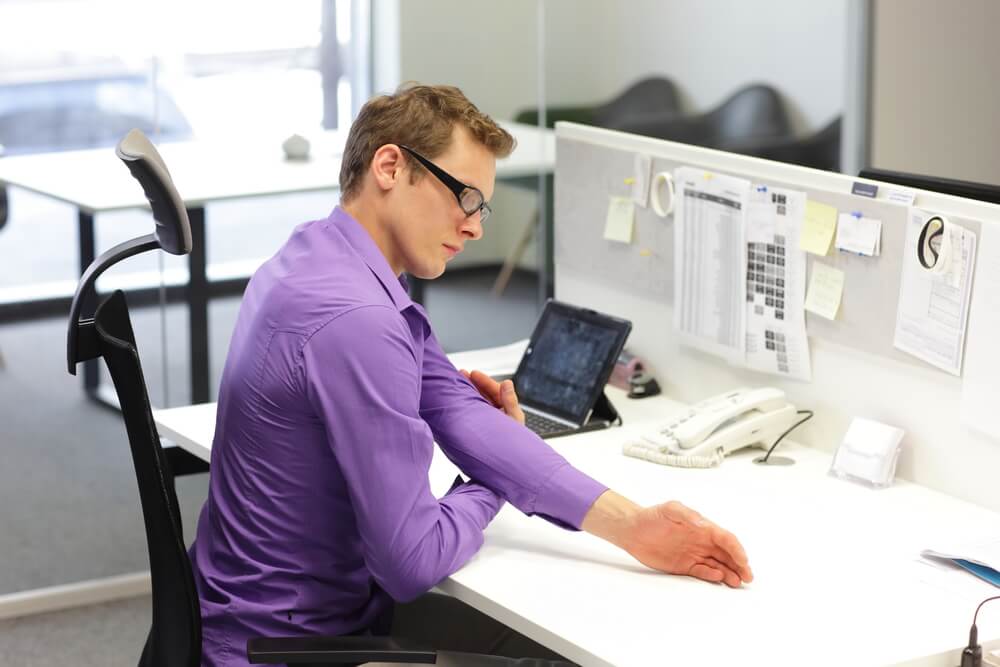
xmin=510 ymin=300 xmax=632 ymax=439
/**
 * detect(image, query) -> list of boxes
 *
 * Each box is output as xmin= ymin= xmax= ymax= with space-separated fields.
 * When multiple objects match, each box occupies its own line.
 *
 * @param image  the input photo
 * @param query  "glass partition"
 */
xmin=0 ymin=0 xmax=370 ymax=595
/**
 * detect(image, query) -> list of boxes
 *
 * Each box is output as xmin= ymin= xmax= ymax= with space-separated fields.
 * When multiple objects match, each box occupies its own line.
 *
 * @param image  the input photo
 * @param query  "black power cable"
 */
xmin=755 ymin=409 xmax=814 ymax=465
xmin=962 ymin=595 xmax=1000 ymax=667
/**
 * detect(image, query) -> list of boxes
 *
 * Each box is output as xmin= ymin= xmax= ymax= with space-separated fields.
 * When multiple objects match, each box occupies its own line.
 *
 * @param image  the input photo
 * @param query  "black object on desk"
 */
xmin=627 ymin=371 xmax=661 ymax=399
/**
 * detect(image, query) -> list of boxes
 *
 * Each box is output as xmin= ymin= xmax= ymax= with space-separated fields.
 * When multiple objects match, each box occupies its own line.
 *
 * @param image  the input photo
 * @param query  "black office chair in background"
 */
xmin=735 ymin=115 xmax=842 ymax=172
xmin=610 ymin=83 xmax=793 ymax=151
xmin=514 ymin=76 xmax=681 ymax=129
xmin=66 ymin=129 xmax=437 ymax=666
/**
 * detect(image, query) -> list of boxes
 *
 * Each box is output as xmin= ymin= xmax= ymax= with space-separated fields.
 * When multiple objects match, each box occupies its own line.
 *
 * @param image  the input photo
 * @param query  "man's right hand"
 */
xmin=581 ymin=490 xmax=753 ymax=588
xmin=460 ymin=369 xmax=525 ymax=425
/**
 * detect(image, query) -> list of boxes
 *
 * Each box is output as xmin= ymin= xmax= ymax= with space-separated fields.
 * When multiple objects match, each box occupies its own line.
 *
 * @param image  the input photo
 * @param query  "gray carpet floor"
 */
xmin=0 ymin=267 xmax=540 ymax=665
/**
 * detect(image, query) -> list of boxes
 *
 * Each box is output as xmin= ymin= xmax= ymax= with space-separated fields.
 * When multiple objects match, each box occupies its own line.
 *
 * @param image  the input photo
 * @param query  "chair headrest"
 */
xmin=115 ymin=129 xmax=192 ymax=255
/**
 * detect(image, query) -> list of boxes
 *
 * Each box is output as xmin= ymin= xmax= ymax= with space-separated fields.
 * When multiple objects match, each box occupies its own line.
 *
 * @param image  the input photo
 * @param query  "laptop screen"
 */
xmin=513 ymin=301 xmax=631 ymax=425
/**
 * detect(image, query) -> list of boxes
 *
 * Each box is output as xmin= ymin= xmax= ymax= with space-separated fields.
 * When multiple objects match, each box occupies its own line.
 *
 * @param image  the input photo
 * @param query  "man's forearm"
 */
xmin=580 ymin=489 xmax=641 ymax=551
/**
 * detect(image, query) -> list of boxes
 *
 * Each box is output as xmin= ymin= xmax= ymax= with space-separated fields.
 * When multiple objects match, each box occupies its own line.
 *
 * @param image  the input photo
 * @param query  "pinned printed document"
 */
xmin=744 ymin=185 xmax=812 ymax=381
xmin=603 ymin=196 xmax=635 ymax=244
xmin=961 ymin=225 xmax=1000 ymax=439
xmin=805 ymin=262 xmax=845 ymax=320
xmin=673 ymin=167 xmax=751 ymax=365
xmin=632 ymin=153 xmax=652 ymax=207
xmin=835 ymin=213 xmax=882 ymax=256
xmin=800 ymin=200 xmax=838 ymax=256
xmin=893 ymin=208 xmax=976 ymax=375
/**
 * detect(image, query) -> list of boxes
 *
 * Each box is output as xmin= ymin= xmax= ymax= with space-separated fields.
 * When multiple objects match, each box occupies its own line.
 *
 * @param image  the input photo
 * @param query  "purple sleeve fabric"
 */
xmin=302 ymin=305 xmax=504 ymax=601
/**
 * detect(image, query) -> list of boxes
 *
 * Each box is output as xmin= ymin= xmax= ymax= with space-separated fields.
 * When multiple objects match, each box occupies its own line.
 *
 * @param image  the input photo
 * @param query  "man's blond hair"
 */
xmin=339 ymin=83 xmax=516 ymax=201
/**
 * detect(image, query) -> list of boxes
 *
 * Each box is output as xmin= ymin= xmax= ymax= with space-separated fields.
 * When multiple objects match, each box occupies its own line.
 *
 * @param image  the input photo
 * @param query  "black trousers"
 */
xmin=383 ymin=592 xmax=578 ymax=667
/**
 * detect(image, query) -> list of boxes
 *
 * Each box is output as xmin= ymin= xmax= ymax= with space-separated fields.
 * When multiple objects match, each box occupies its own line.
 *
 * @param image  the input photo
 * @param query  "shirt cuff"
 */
xmin=533 ymin=463 xmax=608 ymax=531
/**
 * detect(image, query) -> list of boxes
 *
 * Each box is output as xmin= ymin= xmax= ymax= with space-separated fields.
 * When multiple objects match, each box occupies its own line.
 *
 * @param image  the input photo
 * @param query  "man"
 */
xmin=190 ymin=83 xmax=752 ymax=667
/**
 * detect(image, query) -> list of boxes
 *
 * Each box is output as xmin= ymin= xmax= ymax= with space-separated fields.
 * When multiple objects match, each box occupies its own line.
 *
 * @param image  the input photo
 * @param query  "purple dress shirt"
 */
xmin=189 ymin=206 xmax=608 ymax=666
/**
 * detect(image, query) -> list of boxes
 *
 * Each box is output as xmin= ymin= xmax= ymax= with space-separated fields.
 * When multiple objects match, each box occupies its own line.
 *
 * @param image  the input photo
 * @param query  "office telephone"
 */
xmin=622 ymin=387 xmax=798 ymax=468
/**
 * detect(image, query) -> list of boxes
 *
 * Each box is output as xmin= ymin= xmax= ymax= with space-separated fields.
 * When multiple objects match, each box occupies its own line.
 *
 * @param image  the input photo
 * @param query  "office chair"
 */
xmin=610 ymin=83 xmax=792 ymax=150
xmin=513 ymin=76 xmax=681 ymax=129
xmin=66 ymin=129 xmax=437 ymax=666
xmin=734 ymin=116 xmax=842 ymax=172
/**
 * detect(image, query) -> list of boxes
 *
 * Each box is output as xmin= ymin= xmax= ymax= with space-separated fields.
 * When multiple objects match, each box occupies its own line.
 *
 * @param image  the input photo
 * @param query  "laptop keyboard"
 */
xmin=524 ymin=411 xmax=569 ymax=436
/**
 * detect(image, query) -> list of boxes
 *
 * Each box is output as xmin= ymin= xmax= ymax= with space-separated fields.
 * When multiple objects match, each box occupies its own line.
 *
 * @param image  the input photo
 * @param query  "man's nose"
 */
xmin=459 ymin=212 xmax=483 ymax=240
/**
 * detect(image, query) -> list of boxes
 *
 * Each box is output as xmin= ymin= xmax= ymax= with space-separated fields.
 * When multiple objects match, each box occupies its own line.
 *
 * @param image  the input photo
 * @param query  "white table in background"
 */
xmin=0 ymin=123 xmax=553 ymax=404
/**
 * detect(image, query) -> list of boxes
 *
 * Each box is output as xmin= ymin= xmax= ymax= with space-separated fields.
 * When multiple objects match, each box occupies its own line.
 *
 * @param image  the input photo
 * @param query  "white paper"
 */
xmin=632 ymin=153 xmax=652 ymax=207
xmin=887 ymin=189 xmax=917 ymax=206
xmin=922 ymin=537 xmax=1000 ymax=573
xmin=744 ymin=185 xmax=812 ymax=381
xmin=893 ymin=208 xmax=977 ymax=375
xmin=603 ymin=196 xmax=635 ymax=243
xmin=835 ymin=213 xmax=882 ymax=256
xmin=673 ymin=167 xmax=751 ymax=365
xmin=961 ymin=224 xmax=1000 ymax=439
xmin=446 ymin=339 xmax=528 ymax=377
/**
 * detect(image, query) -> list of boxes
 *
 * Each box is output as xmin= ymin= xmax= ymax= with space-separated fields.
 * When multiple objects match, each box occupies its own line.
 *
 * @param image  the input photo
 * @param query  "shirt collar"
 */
xmin=328 ymin=205 xmax=414 ymax=313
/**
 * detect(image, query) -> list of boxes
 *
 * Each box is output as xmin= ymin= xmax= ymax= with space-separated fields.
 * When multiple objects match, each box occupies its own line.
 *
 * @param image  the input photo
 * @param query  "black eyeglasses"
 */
xmin=399 ymin=145 xmax=491 ymax=223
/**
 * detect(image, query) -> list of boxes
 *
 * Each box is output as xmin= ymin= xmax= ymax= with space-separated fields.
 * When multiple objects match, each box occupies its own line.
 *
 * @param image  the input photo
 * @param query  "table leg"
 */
xmin=187 ymin=207 xmax=210 ymax=404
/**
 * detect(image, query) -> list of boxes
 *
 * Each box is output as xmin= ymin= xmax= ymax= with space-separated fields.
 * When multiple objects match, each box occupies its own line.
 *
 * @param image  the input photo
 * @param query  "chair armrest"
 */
xmin=247 ymin=634 xmax=437 ymax=664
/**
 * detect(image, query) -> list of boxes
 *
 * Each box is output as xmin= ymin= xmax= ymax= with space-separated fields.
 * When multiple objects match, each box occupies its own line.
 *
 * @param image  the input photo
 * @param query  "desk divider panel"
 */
xmin=554 ymin=129 xmax=983 ymax=369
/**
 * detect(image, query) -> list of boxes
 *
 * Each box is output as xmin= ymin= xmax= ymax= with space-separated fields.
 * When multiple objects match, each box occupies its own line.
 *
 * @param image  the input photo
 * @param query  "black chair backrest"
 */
xmin=736 ymin=116 xmax=842 ymax=172
xmin=96 ymin=290 xmax=201 ymax=667
xmin=513 ymin=76 xmax=680 ymax=130
xmin=707 ymin=84 xmax=791 ymax=146
xmin=591 ymin=76 xmax=681 ymax=128
xmin=607 ymin=83 xmax=792 ymax=151
xmin=66 ymin=129 xmax=199 ymax=666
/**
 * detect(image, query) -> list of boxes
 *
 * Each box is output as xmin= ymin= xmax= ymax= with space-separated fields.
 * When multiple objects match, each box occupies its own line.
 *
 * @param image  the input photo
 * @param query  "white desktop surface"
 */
xmin=0 ymin=122 xmax=553 ymax=213
xmin=154 ymin=346 xmax=1000 ymax=667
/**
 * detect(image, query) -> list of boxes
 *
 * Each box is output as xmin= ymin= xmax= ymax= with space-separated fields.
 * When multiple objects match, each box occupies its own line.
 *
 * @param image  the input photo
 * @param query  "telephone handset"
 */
xmin=623 ymin=387 xmax=798 ymax=468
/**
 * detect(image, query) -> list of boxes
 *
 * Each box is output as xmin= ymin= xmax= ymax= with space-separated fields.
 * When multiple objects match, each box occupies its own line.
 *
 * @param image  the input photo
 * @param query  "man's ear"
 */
xmin=370 ymin=145 xmax=405 ymax=193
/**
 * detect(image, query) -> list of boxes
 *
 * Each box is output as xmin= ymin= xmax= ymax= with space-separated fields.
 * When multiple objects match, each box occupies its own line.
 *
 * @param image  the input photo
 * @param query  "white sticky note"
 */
xmin=604 ymin=196 xmax=635 ymax=244
xmin=887 ymin=189 xmax=917 ymax=206
xmin=801 ymin=200 xmax=838 ymax=256
xmin=835 ymin=213 xmax=882 ymax=256
xmin=632 ymin=153 xmax=652 ymax=207
xmin=805 ymin=262 xmax=845 ymax=320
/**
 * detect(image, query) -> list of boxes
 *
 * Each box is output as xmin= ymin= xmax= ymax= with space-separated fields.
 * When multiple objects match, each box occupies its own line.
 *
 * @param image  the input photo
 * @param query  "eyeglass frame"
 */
xmin=399 ymin=145 xmax=492 ymax=223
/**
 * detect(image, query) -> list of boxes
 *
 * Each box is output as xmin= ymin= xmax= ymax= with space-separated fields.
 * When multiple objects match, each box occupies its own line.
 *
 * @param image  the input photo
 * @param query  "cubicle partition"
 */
xmin=553 ymin=122 xmax=1000 ymax=512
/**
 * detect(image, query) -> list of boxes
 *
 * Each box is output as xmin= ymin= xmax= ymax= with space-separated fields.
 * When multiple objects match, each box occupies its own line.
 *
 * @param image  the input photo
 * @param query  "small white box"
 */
xmin=829 ymin=418 xmax=904 ymax=488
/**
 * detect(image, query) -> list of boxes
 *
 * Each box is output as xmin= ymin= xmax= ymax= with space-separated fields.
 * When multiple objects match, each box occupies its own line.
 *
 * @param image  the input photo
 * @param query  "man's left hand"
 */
xmin=460 ymin=369 xmax=525 ymax=425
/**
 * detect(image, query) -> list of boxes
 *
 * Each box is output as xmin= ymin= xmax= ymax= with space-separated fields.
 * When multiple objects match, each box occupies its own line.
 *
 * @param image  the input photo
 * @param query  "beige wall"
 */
xmin=870 ymin=0 xmax=1000 ymax=183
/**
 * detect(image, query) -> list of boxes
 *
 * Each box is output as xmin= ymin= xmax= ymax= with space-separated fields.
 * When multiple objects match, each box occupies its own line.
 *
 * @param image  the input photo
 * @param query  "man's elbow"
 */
xmin=377 ymin=567 xmax=443 ymax=603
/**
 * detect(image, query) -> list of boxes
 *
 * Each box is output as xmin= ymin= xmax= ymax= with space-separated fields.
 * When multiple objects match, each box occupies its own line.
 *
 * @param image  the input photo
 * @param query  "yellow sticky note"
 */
xmin=801 ymin=200 xmax=838 ymax=256
xmin=805 ymin=262 xmax=845 ymax=320
xmin=604 ymin=196 xmax=635 ymax=244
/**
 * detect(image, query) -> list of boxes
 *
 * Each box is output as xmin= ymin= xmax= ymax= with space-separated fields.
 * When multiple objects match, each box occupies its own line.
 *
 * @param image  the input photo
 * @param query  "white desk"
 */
xmin=154 ymin=348 xmax=1000 ymax=667
xmin=0 ymin=123 xmax=552 ymax=404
